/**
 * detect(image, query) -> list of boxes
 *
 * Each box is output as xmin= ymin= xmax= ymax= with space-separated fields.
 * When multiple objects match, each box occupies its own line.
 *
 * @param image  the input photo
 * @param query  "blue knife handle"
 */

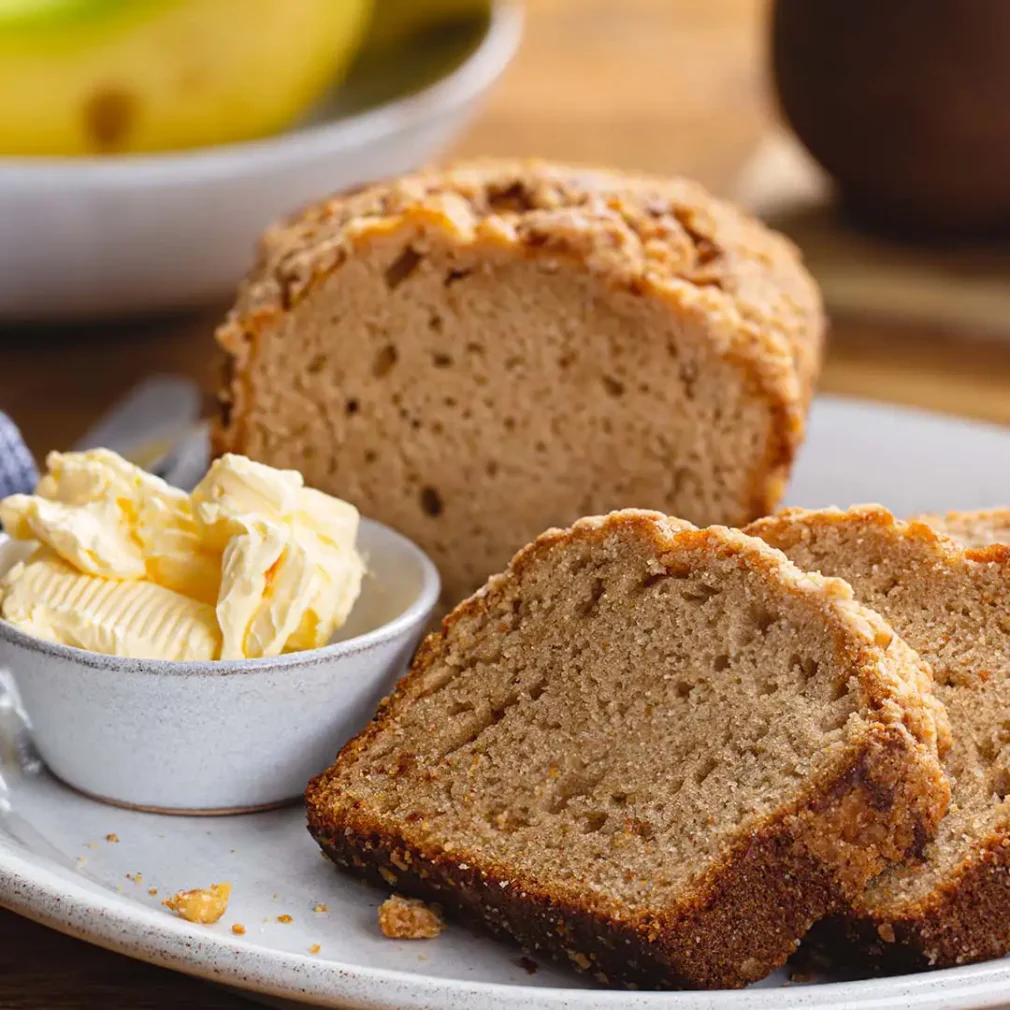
xmin=0 ymin=413 xmax=39 ymax=502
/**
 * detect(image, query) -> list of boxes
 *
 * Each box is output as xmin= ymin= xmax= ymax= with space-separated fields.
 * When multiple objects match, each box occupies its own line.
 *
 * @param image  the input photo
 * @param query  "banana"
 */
xmin=0 ymin=0 xmax=373 ymax=155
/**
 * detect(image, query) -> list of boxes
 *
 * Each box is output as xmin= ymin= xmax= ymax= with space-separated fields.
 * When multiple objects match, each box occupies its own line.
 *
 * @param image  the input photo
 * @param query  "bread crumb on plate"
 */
xmin=163 ymin=882 xmax=232 ymax=924
xmin=378 ymin=895 xmax=444 ymax=939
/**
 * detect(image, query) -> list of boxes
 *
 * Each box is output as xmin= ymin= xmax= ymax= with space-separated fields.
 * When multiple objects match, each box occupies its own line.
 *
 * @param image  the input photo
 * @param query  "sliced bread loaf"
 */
xmin=215 ymin=160 xmax=824 ymax=603
xmin=914 ymin=507 xmax=1010 ymax=550
xmin=306 ymin=510 xmax=948 ymax=989
xmin=748 ymin=505 xmax=1010 ymax=968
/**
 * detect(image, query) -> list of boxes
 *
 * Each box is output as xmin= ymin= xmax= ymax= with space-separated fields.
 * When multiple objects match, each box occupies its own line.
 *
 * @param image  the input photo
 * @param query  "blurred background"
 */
xmin=2 ymin=0 xmax=1010 ymax=453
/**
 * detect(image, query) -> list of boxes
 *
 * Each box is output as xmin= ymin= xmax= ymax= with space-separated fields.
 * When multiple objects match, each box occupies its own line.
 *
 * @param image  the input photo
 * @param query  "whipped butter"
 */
xmin=0 ymin=450 xmax=364 ymax=662
xmin=191 ymin=455 xmax=364 ymax=658
xmin=0 ymin=551 xmax=221 ymax=662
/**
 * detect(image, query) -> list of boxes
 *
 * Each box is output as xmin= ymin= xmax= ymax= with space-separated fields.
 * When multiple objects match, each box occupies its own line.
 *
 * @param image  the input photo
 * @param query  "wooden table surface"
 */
xmin=2 ymin=1 xmax=1010 ymax=1007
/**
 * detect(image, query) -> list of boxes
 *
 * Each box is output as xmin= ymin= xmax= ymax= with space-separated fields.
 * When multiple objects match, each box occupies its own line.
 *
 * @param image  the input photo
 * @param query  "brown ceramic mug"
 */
xmin=772 ymin=0 xmax=1010 ymax=235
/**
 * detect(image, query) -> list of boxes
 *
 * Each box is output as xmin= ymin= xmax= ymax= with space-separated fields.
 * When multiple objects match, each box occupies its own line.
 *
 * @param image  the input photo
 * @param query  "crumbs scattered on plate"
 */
xmin=106 ymin=833 xmax=120 ymax=843
xmin=309 ymin=944 xmax=321 ymax=955
xmin=378 ymin=896 xmax=444 ymax=939
xmin=313 ymin=904 xmax=328 ymax=913
xmin=126 ymin=871 xmax=143 ymax=883
xmin=163 ymin=882 xmax=232 ymax=924
xmin=277 ymin=914 xmax=293 ymax=924
xmin=232 ymin=923 xmax=246 ymax=936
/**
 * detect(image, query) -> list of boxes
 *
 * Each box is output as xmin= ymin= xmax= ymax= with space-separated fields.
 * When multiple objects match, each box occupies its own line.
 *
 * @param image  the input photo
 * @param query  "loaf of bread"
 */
xmin=215 ymin=160 xmax=824 ymax=604
xmin=748 ymin=504 xmax=1010 ymax=969
xmin=306 ymin=510 xmax=947 ymax=989
xmin=913 ymin=507 xmax=1010 ymax=550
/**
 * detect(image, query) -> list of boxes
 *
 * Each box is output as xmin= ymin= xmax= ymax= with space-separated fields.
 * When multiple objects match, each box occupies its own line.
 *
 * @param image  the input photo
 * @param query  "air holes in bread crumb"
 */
xmin=432 ymin=352 xmax=453 ymax=368
xmin=583 ymin=812 xmax=609 ymax=833
xmin=821 ymin=708 xmax=850 ymax=732
xmin=712 ymin=654 xmax=730 ymax=672
xmin=602 ymin=375 xmax=624 ymax=397
xmin=373 ymin=345 xmax=398 ymax=377
xmin=989 ymin=766 xmax=1010 ymax=801
xmin=680 ymin=361 xmax=698 ymax=399
xmin=429 ymin=313 xmax=443 ymax=333
xmin=444 ymin=268 xmax=472 ymax=287
xmin=385 ymin=247 xmax=422 ymax=289
xmin=789 ymin=654 xmax=820 ymax=680
xmin=579 ymin=578 xmax=606 ymax=617
xmin=675 ymin=680 xmax=693 ymax=699
xmin=345 ymin=398 xmax=359 ymax=415
xmin=420 ymin=487 xmax=443 ymax=517
xmin=682 ymin=583 xmax=720 ymax=604
xmin=307 ymin=353 xmax=327 ymax=374
xmin=694 ymin=756 xmax=718 ymax=786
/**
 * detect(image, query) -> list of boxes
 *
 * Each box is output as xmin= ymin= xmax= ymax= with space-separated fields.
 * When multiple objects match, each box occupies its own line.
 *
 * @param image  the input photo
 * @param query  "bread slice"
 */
xmin=913 ymin=507 xmax=1010 ymax=550
xmin=748 ymin=504 xmax=1010 ymax=968
xmin=306 ymin=510 xmax=948 ymax=989
xmin=215 ymin=160 xmax=824 ymax=604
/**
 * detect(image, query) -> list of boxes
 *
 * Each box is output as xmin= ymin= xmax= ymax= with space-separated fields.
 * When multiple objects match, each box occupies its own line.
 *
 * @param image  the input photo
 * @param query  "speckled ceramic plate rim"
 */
xmin=7 ymin=394 xmax=1010 ymax=1009
xmin=0 ymin=4 xmax=524 ymax=185
xmin=4 ymin=841 xmax=1010 ymax=1010
xmin=0 ymin=517 xmax=441 ymax=677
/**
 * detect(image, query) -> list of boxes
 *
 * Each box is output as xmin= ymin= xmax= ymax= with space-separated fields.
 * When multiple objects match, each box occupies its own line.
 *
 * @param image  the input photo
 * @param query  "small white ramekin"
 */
xmin=0 ymin=518 xmax=439 ymax=813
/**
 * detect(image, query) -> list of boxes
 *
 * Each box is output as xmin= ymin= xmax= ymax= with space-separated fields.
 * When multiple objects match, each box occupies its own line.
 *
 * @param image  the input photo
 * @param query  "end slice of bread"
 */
xmin=215 ymin=160 xmax=824 ymax=604
xmin=748 ymin=504 xmax=1010 ymax=969
xmin=307 ymin=510 xmax=947 ymax=989
xmin=913 ymin=507 xmax=1010 ymax=551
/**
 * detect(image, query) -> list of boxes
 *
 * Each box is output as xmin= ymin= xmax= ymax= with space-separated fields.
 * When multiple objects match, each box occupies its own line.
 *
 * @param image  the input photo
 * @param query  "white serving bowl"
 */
xmin=0 ymin=519 xmax=439 ymax=813
xmin=0 ymin=5 xmax=522 ymax=321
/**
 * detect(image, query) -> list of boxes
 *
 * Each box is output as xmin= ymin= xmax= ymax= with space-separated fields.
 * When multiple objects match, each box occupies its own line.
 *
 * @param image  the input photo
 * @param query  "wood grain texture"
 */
xmin=1 ymin=1 xmax=1009 ymax=1007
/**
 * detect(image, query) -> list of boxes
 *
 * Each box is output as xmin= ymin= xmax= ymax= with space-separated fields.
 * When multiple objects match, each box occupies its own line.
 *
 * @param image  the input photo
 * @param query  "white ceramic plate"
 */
xmin=5 ymin=394 xmax=1010 ymax=1010
xmin=0 ymin=5 xmax=522 ymax=321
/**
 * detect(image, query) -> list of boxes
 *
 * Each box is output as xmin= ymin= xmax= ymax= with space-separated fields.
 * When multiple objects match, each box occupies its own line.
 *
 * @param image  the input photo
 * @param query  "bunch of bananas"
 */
xmin=0 ymin=0 xmax=487 ymax=157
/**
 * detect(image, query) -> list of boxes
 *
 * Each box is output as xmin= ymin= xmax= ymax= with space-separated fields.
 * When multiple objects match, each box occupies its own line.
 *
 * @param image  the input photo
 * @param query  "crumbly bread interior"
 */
xmin=748 ymin=506 xmax=1010 ymax=913
xmin=314 ymin=513 xmax=943 ymax=920
xmin=217 ymin=162 xmax=824 ymax=605
xmin=914 ymin=508 xmax=1010 ymax=550
xmin=223 ymin=241 xmax=786 ymax=604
